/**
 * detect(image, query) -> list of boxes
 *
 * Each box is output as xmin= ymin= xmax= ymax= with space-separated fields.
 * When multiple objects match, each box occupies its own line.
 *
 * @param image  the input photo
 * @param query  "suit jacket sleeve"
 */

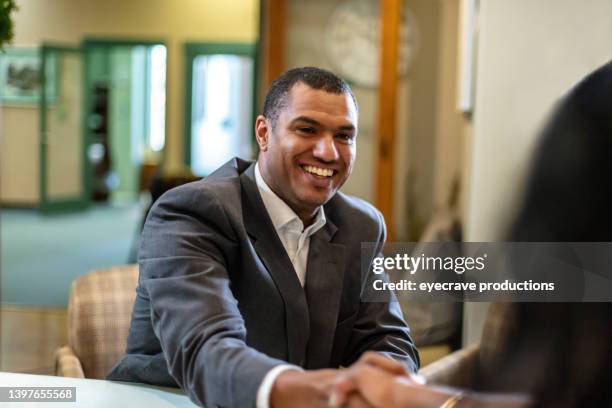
xmin=341 ymin=209 xmax=420 ymax=372
xmin=139 ymin=186 xmax=285 ymax=408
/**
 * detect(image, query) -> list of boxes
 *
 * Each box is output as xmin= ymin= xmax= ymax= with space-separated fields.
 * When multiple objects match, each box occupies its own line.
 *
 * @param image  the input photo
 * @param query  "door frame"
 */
xmin=39 ymin=43 xmax=89 ymax=213
xmin=183 ymin=42 xmax=258 ymax=168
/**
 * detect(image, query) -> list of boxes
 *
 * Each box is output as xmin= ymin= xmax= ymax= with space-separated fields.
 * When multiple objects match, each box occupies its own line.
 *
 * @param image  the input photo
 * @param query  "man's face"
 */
xmin=256 ymin=83 xmax=358 ymax=220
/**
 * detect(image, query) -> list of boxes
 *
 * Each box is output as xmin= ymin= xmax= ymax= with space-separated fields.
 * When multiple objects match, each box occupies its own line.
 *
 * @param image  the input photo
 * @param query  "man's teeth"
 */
xmin=303 ymin=165 xmax=333 ymax=177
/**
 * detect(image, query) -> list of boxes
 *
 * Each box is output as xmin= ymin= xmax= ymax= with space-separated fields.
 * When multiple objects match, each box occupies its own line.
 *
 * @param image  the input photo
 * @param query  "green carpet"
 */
xmin=1 ymin=204 xmax=141 ymax=306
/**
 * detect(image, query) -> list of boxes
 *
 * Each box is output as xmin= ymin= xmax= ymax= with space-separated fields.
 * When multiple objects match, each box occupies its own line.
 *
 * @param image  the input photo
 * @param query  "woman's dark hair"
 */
xmin=484 ymin=61 xmax=612 ymax=407
xmin=509 ymin=60 xmax=612 ymax=242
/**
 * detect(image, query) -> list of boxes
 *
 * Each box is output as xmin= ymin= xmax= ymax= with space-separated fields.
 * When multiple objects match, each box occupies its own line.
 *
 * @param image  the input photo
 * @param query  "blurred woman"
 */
xmin=333 ymin=60 xmax=612 ymax=408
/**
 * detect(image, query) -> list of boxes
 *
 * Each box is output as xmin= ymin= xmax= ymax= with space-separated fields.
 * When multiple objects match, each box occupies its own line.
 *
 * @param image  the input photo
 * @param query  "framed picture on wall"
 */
xmin=0 ymin=47 xmax=57 ymax=105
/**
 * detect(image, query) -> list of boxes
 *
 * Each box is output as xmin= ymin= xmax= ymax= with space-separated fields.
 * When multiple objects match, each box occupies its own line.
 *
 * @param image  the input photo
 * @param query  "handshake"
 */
xmin=270 ymin=352 xmax=430 ymax=408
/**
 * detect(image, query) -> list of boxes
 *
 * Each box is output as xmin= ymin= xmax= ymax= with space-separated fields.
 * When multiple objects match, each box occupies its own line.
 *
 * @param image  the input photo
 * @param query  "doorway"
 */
xmin=83 ymin=39 xmax=167 ymax=204
xmin=184 ymin=43 xmax=256 ymax=176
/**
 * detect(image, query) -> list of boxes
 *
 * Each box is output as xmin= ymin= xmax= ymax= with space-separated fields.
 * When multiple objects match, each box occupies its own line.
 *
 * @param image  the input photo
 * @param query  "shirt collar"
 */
xmin=255 ymin=162 xmax=326 ymax=235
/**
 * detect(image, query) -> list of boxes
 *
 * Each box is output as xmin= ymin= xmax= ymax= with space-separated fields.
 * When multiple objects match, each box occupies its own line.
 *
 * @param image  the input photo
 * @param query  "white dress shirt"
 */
xmin=254 ymin=162 xmax=326 ymax=408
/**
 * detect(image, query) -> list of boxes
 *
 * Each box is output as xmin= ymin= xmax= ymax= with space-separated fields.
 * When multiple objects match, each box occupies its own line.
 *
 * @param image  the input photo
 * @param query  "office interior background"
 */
xmin=1 ymin=0 xmax=611 ymax=376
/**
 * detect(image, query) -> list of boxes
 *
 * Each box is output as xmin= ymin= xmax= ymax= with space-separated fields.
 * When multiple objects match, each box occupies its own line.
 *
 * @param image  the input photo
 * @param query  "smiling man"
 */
xmin=108 ymin=67 xmax=419 ymax=408
xmin=256 ymin=80 xmax=357 ymax=226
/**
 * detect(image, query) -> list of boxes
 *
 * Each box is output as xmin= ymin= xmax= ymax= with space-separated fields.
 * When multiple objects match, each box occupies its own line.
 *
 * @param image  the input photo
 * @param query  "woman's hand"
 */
xmin=330 ymin=352 xmax=434 ymax=408
xmin=330 ymin=352 xmax=532 ymax=408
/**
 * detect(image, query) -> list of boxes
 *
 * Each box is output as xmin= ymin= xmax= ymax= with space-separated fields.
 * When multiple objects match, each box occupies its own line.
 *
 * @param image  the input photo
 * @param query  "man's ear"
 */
xmin=255 ymin=115 xmax=270 ymax=152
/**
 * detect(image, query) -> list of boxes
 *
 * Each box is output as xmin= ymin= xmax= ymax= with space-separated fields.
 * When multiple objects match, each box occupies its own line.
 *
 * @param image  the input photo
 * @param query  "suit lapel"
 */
xmin=239 ymin=164 xmax=310 ymax=366
xmin=304 ymin=221 xmax=346 ymax=369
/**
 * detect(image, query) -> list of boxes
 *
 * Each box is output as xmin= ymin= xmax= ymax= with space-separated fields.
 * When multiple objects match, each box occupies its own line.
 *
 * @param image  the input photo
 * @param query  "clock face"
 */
xmin=325 ymin=0 xmax=419 ymax=88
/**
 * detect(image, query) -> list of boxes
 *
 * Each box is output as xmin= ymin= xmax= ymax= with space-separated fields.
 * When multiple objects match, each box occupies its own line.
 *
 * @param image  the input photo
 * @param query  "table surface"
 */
xmin=0 ymin=372 xmax=199 ymax=407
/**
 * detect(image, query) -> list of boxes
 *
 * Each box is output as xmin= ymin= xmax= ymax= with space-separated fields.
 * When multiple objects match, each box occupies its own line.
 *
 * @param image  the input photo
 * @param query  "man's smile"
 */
xmin=300 ymin=164 xmax=336 ymax=178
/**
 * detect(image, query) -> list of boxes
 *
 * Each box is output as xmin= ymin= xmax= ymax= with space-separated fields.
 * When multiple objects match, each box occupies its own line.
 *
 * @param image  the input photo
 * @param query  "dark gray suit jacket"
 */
xmin=108 ymin=158 xmax=419 ymax=407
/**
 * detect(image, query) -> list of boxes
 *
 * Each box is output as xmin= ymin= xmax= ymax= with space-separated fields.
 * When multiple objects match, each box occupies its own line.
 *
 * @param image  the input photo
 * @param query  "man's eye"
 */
xmin=297 ymin=127 xmax=315 ymax=134
xmin=336 ymin=133 xmax=355 ymax=143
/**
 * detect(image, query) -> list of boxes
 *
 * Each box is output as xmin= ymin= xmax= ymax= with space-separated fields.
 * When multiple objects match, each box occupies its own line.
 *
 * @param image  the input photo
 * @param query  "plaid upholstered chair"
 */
xmin=419 ymin=303 xmax=518 ymax=387
xmin=54 ymin=265 xmax=139 ymax=378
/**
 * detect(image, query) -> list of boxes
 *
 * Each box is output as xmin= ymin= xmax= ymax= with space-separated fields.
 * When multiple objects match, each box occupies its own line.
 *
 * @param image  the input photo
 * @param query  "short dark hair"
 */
xmin=262 ymin=66 xmax=357 ymax=126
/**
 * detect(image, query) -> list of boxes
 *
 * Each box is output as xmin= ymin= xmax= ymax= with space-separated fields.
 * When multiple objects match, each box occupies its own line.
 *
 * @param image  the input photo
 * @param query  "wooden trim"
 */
xmin=375 ymin=0 xmax=402 ymax=239
xmin=260 ymin=0 xmax=286 ymax=94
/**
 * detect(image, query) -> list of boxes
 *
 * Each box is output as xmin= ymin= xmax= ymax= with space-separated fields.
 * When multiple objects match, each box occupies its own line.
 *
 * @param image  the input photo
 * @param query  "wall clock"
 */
xmin=325 ymin=0 xmax=419 ymax=88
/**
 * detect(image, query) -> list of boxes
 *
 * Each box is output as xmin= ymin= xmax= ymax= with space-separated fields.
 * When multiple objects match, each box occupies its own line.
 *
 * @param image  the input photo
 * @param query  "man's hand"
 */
xmin=269 ymin=369 xmax=374 ymax=408
xmin=330 ymin=352 xmax=420 ymax=408
xmin=330 ymin=353 xmax=532 ymax=408
xmin=270 ymin=369 xmax=338 ymax=408
xmin=350 ymin=352 xmax=411 ymax=376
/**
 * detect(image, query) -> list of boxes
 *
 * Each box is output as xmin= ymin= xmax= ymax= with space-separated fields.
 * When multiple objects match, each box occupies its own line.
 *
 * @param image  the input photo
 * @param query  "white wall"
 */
xmin=463 ymin=0 xmax=612 ymax=344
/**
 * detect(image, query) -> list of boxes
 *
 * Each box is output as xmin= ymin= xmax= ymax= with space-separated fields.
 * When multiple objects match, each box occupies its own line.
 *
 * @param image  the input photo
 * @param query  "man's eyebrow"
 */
xmin=290 ymin=116 xmax=322 ymax=127
xmin=337 ymin=124 xmax=356 ymax=132
xmin=291 ymin=116 xmax=356 ymax=131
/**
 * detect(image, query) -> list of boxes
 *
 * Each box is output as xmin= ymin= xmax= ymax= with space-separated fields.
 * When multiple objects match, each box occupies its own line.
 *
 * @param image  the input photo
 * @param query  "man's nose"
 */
xmin=313 ymin=134 xmax=339 ymax=162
